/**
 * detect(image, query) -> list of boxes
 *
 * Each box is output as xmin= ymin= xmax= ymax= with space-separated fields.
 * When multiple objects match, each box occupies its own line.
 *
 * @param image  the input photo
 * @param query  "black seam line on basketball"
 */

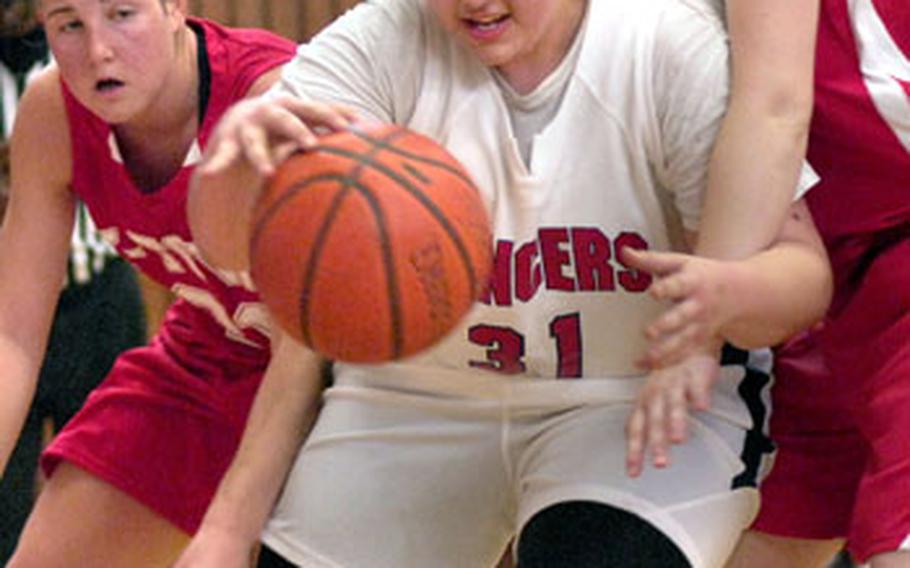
xmin=331 ymin=129 xmax=477 ymax=190
xmin=253 ymin=128 xmax=399 ymax=351
xmin=251 ymin=174 xmax=362 ymax=349
xmin=347 ymin=177 xmax=405 ymax=359
xmin=304 ymin=145 xmax=481 ymax=295
xmin=349 ymin=127 xmax=408 ymax=358
xmin=254 ymin=171 xmax=405 ymax=359
xmin=402 ymin=162 xmax=431 ymax=185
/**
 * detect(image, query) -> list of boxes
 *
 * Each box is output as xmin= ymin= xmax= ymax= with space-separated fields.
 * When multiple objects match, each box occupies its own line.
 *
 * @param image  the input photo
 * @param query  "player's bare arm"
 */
xmin=698 ymin=0 xmax=819 ymax=259
xmin=0 ymin=66 xmax=76 ymax=474
xmin=174 ymin=331 xmax=324 ymax=568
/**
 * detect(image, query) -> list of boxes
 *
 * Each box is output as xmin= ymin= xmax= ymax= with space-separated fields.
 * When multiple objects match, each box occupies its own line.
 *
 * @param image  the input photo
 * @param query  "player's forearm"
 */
xmin=198 ymin=337 xmax=323 ymax=543
xmin=0 ymin=342 xmax=40 ymax=475
xmin=697 ymin=102 xmax=810 ymax=260
xmin=719 ymin=242 xmax=831 ymax=348
xmin=699 ymin=0 xmax=817 ymax=260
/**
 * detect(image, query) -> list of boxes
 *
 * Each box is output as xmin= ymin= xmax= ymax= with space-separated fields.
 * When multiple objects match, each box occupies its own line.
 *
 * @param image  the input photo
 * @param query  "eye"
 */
xmin=58 ymin=18 xmax=83 ymax=33
xmin=112 ymin=7 xmax=136 ymax=20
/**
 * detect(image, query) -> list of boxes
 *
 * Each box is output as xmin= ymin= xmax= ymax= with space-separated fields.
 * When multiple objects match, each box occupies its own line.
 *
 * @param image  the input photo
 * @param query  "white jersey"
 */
xmin=276 ymin=0 xmax=732 ymax=393
xmin=263 ymin=3 xmax=773 ymax=566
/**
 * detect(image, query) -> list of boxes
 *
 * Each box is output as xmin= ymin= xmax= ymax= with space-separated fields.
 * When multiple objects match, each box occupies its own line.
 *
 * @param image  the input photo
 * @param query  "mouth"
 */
xmin=95 ymin=78 xmax=125 ymax=93
xmin=462 ymin=13 xmax=510 ymax=39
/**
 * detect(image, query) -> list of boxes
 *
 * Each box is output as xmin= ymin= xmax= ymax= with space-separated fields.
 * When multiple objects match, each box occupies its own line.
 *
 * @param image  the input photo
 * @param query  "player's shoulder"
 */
xmin=315 ymin=0 xmax=427 ymax=44
xmin=648 ymin=0 xmax=728 ymax=72
xmin=582 ymin=0 xmax=725 ymax=62
xmin=12 ymin=65 xmax=72 ymax=187
xmin=15 ymin=65 xmax=66 ymax=133
xmin=191 ymin=17 xmax=296 ymax=56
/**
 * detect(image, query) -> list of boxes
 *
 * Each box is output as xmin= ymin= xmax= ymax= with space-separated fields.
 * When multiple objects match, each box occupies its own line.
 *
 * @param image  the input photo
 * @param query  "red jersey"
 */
xmin=806 ymin=0 xmax=910 ymax=298
xmin=42 ymin=20 xmax=297 ymax=534
xmin=62 ymin=18 xmax=296 ymax=354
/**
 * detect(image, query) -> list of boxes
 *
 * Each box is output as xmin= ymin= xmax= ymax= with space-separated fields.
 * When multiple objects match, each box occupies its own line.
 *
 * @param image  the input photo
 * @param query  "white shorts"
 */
xmin=262 ymin=352 xmax=770 ymax=568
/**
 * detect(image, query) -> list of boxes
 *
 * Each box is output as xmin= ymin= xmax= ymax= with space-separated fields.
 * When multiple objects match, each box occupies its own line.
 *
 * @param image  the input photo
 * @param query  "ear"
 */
xmin=163 ymin=0 xmax=187 ymax=33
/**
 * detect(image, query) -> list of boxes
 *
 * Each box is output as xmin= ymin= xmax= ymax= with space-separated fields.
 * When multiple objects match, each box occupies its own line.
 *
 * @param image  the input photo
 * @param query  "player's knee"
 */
xmin=516 ymin=501 xmax=691 ymax=567
xmin=258 ymin=544 xmax=298 ymax=567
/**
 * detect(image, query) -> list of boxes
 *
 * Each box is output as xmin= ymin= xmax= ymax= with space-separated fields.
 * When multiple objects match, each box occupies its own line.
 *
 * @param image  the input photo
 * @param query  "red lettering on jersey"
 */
xmin=899 ymin=78 xmax=910 ymax=99
xmin=615 ymin=232 xmax=652 ymax=292
xmin=539 ymin=228 xmax=575 ymax=292
xmin=483 ymin=240 xmax=515 ymax=307
xmin=515 ymin=241 xmax=542 ymax=302
xmin=482 ymin=228 xmax=652 ymax=306
xmin=571 ymin=227 xmax=615 ymax=292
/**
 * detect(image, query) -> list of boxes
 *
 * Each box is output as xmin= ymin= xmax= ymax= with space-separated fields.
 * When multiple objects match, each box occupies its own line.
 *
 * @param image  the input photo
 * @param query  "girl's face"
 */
xmin=427 ymin=0 xmax=585 ymax=92
xmin=40 ymin=0 xmax=184 ymax=124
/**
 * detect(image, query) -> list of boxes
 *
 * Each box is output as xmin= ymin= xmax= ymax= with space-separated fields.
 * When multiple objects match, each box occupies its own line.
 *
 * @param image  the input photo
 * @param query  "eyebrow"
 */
xmin=44 ymin=6 xmax=76 ymax=20
xmin=45 ymin=0 xmax=113 ymax=21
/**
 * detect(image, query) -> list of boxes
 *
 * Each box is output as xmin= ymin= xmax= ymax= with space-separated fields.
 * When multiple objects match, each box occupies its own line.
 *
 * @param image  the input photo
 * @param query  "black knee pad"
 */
xmin=516 ymin=501 xmax=691 ymax=567
xmin=257 ymin=544 xmax=298 ymax=568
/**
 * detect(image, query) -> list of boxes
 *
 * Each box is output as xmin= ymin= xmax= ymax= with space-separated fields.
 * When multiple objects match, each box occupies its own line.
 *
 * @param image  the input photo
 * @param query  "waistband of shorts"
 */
xmin=332 ymin=363 xmax=646 ymax=409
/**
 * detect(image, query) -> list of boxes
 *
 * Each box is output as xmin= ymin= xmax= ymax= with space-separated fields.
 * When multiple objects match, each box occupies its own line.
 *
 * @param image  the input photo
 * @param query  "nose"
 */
xmin=85 ymin=25 xmax=115 ymax=64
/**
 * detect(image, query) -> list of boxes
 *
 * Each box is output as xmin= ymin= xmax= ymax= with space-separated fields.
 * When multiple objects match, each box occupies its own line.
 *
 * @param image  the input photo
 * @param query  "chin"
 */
xmin=473 ymin=47 xmax=514 ymax=69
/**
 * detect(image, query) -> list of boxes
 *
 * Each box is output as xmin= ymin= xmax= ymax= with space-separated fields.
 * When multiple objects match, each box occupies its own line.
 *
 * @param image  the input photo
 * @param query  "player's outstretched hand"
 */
xmin=625 ymin=348 xmax=720 ymax=478
xmin=621 ymin=247 xmax=738 ymax=369
xmin=199 ymin=95 xmax=359 ymax=178
xmin=173 ymin=525 xmax=256 ymax=568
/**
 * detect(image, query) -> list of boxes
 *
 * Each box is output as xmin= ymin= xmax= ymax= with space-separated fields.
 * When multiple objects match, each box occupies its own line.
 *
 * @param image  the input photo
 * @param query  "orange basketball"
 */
xmin=250 ymin=124 xmax=493 ymax=363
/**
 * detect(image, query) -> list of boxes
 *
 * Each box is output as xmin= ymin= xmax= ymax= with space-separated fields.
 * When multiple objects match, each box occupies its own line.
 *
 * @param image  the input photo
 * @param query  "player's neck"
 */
xmin=117 ymin=24 xmax=200 ymax=141
xmin=112 ymin=25 xmax=201 ymax=191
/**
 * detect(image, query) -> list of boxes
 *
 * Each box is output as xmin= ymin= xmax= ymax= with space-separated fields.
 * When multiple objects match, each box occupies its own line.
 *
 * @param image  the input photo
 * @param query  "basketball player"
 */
xmin=724 ymin=0 xmax=910 ymax=566
xmin=179 ymin=0 xmax=832 ymax=566
xmin=0 ymin=0 xmax=306 ymax=564
xmin=0 ymin=2 xmax=147 ymax=561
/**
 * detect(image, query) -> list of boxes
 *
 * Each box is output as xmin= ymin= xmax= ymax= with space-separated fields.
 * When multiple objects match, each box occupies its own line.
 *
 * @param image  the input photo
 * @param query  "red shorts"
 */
xmin=754 ymin=239 xmax=910 ymax=563
xmin=41 ymin=300 xmax=269 ymax=534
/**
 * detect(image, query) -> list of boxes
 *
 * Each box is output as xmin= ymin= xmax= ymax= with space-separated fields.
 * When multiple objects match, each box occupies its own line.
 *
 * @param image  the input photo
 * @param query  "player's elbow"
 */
xmin=730 ymin=82 xmax=813 ymax=139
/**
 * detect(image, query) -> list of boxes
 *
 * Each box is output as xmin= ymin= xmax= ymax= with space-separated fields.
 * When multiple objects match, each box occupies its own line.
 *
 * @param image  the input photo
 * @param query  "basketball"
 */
xmin=249 ymin=124 xmax=493 ymax=363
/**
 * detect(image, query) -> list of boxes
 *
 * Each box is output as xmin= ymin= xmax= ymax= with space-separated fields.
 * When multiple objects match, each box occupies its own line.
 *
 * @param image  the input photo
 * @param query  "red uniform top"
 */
xmin=42 ymin=19 xmax=297 ymax=534
xmin=63 ymin=18 xmax=296 ymax=357
xmin=806 ymin=0 xmax=910 ymax=307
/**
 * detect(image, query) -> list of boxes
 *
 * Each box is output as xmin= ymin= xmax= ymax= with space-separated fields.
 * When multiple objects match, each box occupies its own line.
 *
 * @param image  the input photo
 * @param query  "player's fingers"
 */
xmin=238 ymin=123 xmax=279 ymax=177
xmin=258 ymin=103 xmax=321 ymax=148
xmin=281 ymin=97 xmax=357 ymax=133
xmin=646 ymin=392 xmax=669 ymax=468
xmin=645 ymin=299 xmax=702 ymax=340
xmin=620 ymin=247 xmax=686 ymax=277
xmin=625 ymin=405 xmax=647 ymax=478
xmin=686 ymin=373 xmax=714 ymax=411
xmin=271 ymin=140 xmax=302 ymax=166
xmin=643 ymin=324 xmax=703 ymax=369
xmin=649 ymin=270 xmax=700 ymax=303
xmin=667 ymin=382 xmax=689 ymax=444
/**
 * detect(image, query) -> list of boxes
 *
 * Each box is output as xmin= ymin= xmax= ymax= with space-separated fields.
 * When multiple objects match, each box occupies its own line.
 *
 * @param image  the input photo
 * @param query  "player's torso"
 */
xmin=807 ymin=0 xmax=910 ymax=242
xmin=357 ymin=1 xmax=680 ymax=381
xmin=63 ymin=20 xmax=295 ymax=351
